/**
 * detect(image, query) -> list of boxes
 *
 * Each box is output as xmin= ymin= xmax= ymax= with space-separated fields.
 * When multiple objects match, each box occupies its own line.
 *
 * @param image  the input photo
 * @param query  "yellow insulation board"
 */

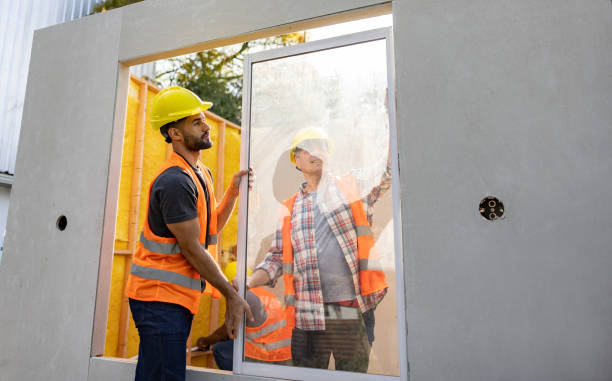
xmin=104 ymin=77 xmax=241 ymax=366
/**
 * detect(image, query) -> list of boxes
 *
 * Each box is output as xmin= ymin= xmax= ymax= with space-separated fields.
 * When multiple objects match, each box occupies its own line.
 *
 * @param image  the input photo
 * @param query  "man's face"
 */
xmin=175 ymin=112 xmax=213 ymax=151
xmin=294 ymin=139 xmax=328 ymax=175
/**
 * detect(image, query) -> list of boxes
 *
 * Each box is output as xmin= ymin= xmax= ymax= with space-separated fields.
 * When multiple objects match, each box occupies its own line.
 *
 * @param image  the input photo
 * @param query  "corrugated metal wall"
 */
xmin=0 ymin=0 xmax=155 ymax=175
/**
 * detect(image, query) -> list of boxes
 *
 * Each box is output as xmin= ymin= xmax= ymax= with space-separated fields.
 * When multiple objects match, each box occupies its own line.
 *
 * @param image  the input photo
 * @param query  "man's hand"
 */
xmin=229 ymin=168 xmax=254 ymax=195
xmin=167 ymin=218 xmax=253 ymax=339
xmin=196 ymin=337 xmax=211 ymax=351
xmin=216 ymin=168 xmax=254 ymax=230
xmin=225 ymin=293 xmax=254 ymax=339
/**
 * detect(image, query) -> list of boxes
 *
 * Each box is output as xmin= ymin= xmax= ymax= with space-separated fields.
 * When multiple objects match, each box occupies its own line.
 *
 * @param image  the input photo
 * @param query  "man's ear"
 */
xmin=168 ymin=127 xmax=181 ymax=141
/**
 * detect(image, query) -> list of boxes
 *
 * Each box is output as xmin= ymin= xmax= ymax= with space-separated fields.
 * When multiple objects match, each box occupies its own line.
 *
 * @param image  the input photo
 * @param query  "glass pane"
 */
xmin=243 ymin=38 xmax=399 ymax=376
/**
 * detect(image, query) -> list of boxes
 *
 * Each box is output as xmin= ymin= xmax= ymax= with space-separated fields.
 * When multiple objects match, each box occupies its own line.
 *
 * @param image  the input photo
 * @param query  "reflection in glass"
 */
xmin=244 ymin=39 xmax=399 ymax=376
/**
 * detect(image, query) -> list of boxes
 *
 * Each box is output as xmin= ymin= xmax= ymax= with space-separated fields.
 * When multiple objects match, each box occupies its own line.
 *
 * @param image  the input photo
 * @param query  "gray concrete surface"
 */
xmin=88 ymin=357 xmax=284 ymax=381
xmin=0 ymin=11 xmax=124 ymax=381
xmin=394 ymin=1 xmax=612 ymax=380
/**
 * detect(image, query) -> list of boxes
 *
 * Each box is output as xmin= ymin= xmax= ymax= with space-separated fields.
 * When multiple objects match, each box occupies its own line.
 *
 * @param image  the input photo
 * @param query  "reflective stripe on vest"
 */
xmin=139 ymin=232 xmax=216 ymax=254
xmin=358 ymin=259 xmax=383 ymax=272
xmin=282 ymin=263 xmax=293 ymax=274
xmin=245 ymin=337 xmax=292 ymax=352
xmin=355 ymin=225 xmax=373 ymax=237
xmin=130 ymin=263 xmax=201 ymax=290
xmin=245 ymin=320 xmax=287 ymax=340
xmin=284 ymin=294 xmax=296 ymax=306
xmin=244 ymin=287 xmax=293 ymax=362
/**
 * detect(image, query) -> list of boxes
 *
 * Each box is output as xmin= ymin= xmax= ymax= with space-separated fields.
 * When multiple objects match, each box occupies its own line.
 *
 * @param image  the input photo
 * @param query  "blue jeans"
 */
xmin=212 ymin=339 xmax=234 ymax=371
xmin=129 ymin=299 xmax=193 ymax=381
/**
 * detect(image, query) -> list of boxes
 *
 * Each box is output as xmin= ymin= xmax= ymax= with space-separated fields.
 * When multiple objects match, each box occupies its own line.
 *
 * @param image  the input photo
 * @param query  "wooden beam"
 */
xmin=186 ymin=330 xmax=193 ymax=365
xmin=121 ymin=3 xmax=392 ymax=66
xmin=116 ymin=81 xmax=148 ymax=358
xmin=129 ymin=73 xmax=161 ymax=93
xmin=215 ymin=121 xmax=226 ymax=251
xmin=204 ymin=110 xmax=240 ymax=131
xmin=207 ymin=298 xmax=221 ymax=368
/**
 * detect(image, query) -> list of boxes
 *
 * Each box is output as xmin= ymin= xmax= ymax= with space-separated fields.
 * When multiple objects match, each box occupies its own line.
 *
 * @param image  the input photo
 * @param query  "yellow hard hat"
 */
xmin=223 ymin=261 xmax=252 ymax=281
xmin=289 ymin=127 xmax=334 ymax=165
xmin=150 ymin=86 xmax=213 ymax=130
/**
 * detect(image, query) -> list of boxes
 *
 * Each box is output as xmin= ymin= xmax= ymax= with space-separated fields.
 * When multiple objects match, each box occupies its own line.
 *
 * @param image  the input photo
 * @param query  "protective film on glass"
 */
xmin=243 ymin=39 xmax=399 ymax=376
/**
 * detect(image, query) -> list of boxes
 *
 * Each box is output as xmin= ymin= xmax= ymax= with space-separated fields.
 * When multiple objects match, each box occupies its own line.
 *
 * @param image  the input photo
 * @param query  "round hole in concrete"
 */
xmin=56 ymin=215 xmax=67 ymax=231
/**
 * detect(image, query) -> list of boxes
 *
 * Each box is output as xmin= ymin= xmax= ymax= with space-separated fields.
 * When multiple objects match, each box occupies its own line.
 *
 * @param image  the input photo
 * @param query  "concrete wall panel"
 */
xmin=118 ymin=0 xmax=389 ymax=64
xmin=0 ymin=12 xmax=124 ymax=381
xmin=394 ymin=1 xmax=612 ymax=379
xmin=88 ymin=357 xmax=280 ymax=381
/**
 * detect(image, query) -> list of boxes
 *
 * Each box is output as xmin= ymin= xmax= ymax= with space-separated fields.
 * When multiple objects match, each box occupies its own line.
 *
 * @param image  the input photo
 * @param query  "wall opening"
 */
xmin=97 ymin=8 xmax=402 ymax=380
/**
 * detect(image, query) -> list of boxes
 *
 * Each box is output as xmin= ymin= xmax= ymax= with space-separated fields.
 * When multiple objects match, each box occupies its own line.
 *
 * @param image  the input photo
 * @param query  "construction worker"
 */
xmin=246 ymin=127 xmax=391 ymax=372
xmin=125 ymin=86 xmax=253 ymax=381
xmin=196 ymin=261 xmax=292 ymax=370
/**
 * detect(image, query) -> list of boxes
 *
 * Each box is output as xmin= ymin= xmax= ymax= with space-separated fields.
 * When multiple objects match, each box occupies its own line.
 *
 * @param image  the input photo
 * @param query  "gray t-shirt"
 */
xmin=313 ymin=193 xmax=356 ymax=302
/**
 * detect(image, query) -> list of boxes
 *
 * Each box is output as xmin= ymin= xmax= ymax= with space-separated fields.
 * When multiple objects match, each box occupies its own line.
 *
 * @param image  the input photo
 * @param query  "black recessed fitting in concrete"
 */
xmin=56 ymin=215 xmax=67 ymax=231
xmin=479 ymin=196 xmax=504 ymax=221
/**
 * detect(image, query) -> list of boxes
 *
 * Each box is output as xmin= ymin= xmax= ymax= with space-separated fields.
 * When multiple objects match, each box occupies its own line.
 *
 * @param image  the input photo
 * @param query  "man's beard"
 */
xmin=185 ymin=134 xmax=212 ymax=150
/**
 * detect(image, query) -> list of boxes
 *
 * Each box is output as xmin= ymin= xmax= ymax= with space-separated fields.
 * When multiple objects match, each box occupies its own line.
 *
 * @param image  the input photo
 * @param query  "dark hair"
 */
xmin=159 ymin=117 xmax=187 ymax=143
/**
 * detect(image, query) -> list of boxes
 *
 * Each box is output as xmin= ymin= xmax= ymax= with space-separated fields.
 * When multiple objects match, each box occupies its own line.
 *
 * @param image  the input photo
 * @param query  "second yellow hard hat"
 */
xmin=289 ymin=127 xmax=334 ymax=165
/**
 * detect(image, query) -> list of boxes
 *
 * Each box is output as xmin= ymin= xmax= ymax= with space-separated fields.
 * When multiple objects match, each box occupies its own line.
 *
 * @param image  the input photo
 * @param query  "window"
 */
xmin=236 ymin=27 xmax=406 ymax=380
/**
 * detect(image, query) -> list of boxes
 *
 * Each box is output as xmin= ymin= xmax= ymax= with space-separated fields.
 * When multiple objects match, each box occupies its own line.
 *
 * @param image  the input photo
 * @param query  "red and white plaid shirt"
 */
xmin=257 ymin=163 xmax=392 ymax=330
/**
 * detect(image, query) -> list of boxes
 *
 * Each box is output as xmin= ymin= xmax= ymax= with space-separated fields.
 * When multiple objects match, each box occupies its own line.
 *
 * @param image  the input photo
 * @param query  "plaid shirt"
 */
xmin=257 ymin=162 xmax=392 ymax=330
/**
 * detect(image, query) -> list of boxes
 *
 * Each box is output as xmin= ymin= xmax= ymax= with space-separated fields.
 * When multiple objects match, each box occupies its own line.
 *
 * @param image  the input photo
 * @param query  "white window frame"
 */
xmin=234 ymin=27 xmax=407 ymax=381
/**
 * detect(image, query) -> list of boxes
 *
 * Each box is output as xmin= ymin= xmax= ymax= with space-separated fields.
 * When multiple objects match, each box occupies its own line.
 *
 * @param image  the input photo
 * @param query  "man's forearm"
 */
xmin=215 ymin=186 xmax=239 ymax=230
xmin=200 ymin=324 xmax=230 ymax=346
xmin=182 ymin=241 xmax=238 ymax=299
xmin=246 ymin=268 xmax=272 ymax=289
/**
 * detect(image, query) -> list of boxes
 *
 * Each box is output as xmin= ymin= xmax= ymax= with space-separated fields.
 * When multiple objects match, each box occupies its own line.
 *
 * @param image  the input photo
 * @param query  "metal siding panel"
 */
xmin=0 ymin=0 xmax=107 ymax=174
xmin=0 ymin=0 xmax=22 ymax=173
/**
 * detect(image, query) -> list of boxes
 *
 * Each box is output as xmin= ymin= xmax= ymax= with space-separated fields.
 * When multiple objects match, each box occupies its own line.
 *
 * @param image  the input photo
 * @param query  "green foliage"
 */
xmin=156 ymin=33 xmax=305 ymax=124
xmin=91 ymin=0 xmax=144 ymax=14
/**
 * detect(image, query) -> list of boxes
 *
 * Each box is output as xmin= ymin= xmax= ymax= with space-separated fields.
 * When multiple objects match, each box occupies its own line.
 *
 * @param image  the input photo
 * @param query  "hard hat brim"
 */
xmin=151 ymin=101 xmax=213 ymax=130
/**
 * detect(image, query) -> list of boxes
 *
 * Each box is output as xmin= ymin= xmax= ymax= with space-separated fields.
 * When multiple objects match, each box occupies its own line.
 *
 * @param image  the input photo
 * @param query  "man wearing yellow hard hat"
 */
xmin=247 ymin=127 xmax=391 ymax=372
xmin=124 ymin=86 xmax=253 ymax=381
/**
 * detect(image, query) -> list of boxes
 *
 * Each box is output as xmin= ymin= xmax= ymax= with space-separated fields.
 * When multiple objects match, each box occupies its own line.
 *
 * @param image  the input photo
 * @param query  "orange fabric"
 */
xmin=281 ymin=195 xmax=298 ymax=323
xmin=280 ymin=177 xmax=388 ymax=315
xmin=125 ymin=151 xmax=220 ymax=314
xmin=244 ymin=287 xmax=292 ymax=362
xmin=336 ymin=174 xmax=388 ymax=295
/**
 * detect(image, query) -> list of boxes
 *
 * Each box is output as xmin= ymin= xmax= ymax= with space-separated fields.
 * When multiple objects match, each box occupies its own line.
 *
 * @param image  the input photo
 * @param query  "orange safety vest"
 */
xmin=244 ymin=287 xmax=293 ymax=362
xmin=125 ymin=152 xmax=220 ymax=314
xmin=281 ymin=175 xmax=388 ymax=317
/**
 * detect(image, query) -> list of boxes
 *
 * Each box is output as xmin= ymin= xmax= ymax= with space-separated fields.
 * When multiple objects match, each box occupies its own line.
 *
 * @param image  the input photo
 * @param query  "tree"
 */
xmin=90 ymin=1 xmax=303 ymax=124
xmin=156 ymin=34 xmax=305 ymax=124
xmin=91 ymin=0 xmax=144 ymax=14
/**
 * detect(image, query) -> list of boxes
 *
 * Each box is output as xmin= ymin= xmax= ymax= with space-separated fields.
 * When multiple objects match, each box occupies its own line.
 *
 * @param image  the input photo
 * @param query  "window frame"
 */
xmin=234 ymin=27 xmax=407 ymax=381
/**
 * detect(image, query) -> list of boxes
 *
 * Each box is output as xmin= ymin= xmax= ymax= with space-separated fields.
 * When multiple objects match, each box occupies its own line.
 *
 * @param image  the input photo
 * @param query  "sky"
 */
xmin=305 ymin=14 xmax=393 ymax=41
